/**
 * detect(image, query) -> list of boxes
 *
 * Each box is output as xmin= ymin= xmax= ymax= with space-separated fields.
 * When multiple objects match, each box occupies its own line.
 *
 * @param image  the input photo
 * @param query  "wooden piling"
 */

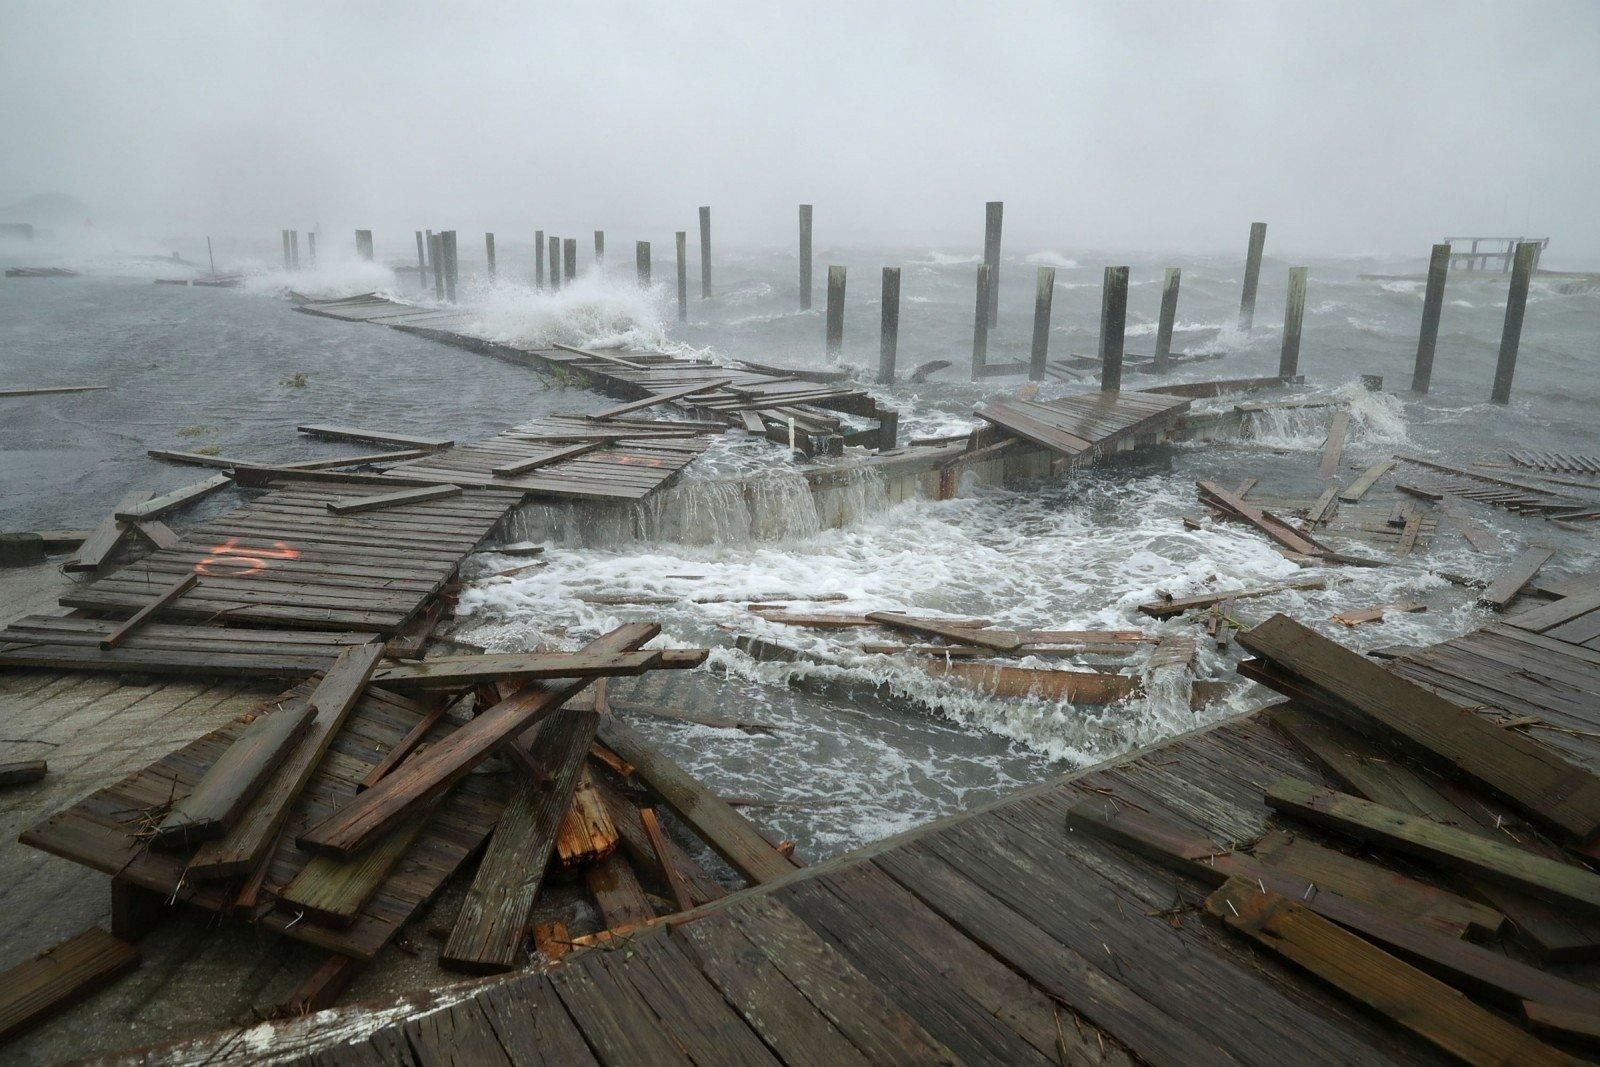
xmin=1412 ymin=243 xmax=1450 ymax=393
xmin=281 ymin=230 xmax=290 ymax=271
xmin=290 ymin=231 xmax=300 ymax=271
xmin=429 ymin=234 xmax=444 ymax=301
xmin=971 ymin=264 xmax=991 ymax=379
xmin=594 ymin=230 xmax=604 ymax=267
xmin=1279 ymin=266 xmax=1308 ymax=378
xmin=799 ymin=204 xmax=813 ymax=310
xmin=982 ymin=201 xmax=1002 ymax=326
xmin=1029 ymin=266 xmax=1055 ymax=381
xmin=698 ymin=205 xmax=711 ymax=298
xmin=535 ymin=230 xmax=545 ymax=289
xmin=484 ymin=233 xmax=496 ymax=281
xmin=1239 ymin=221 xmax=1267 ymax=330
xmin=563 ymin=238 xmax=576 ymax=284
xmin=1100 ymin=266 xmax=1128 ymax=392
xmin=1153 ymin=267 xmax=1181 ymax=373
xmin=355 ymin=230 xmax=374 ymax=262
xmin=825 ymin=265 xmax=846 ymax=357
xmin=879 ymin=267 xmax=901 ymax=384
xmin=414 ymin=231 xmax=427 ymax=291
xmin=549 ymin=235 xmax=562 ymax=290
xmin=307 ymin=232 xmax=315 ymax=269
xmin=443 ymin=231 xmax=458 ymax=302
xmin=636 ymin=241 xmax=651 ymax=287
xmin=1491 ymin=241 xmax=1538 ymax=404
xmin=675 ymin=231 xmax=688 ymax=322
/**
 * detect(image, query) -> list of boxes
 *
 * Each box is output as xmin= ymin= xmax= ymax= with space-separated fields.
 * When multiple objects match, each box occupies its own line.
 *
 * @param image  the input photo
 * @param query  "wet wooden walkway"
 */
xmin=976 ymin=391 xmax=1191 ymax=460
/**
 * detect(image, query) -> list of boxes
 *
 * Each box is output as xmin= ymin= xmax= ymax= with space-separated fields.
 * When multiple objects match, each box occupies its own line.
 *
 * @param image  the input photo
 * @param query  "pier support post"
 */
xmin=971 ymin=264 xmax=991 ymax=379
xmin=563 ymin=238 xmax=576 ymax=284
xmin=290 ymin=231 xmax=301 ymax=270
xmin=799 ymin=204 xmax=813 ymax=310
xmin=594 ymin=230 xmax=604 ymax=267
xmin=636 ymin=241 xmax=651 ymax=287
xmin=443 ymin=231 xmax=458 ymax=302
xmin=1238 ymin=221 xmax=1266 ymax=330
xmin=825 ymin=265 xmax=846 ymax=357
xmin=429 ymin=234 xmax=444 ymax=300
xmin=307 ymin=232 xmax=316 ymax=269
xmin=549 ymin=235 xmax=562 ymax=290
xmin=879 ymin=267 xmax=900 ymax=384
xmin=982 ymin=201 xmax=1002 ymax=326
xmin=1279 ymin=267 xmax=1308 ymax=378
xmin=281 ymin=230 xmax=290 ymax=270
xmin=484 ymin=233 xmax=496 ymax=280
xmin=1491 ymin=241 xmax=1538 ymax=404
xmin=1153 ymin=267 xmax=1181 ymax=373
xmin=414 ymin=231 xmax=427 ymax=290
xmin=1029 ymin=266 xmax=1055 ymax=381
xmin=675 ymin=231 xmax=688 ymax=322
xmin=1100 ymin=266 xmax=1128 ymax=392
xmin=698 ymin=206 xmax=711 ymax=298
xmin=1411 ymin=243 xmax=1450 ymax=393
xmin=355 ymin=230 xmax=374 ymax=262
xmin=535 ymin=230 xmax=545 ymax=289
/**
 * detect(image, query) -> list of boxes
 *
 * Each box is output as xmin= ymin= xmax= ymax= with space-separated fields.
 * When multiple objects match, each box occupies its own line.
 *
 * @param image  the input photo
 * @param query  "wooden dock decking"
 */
xmin=976 ymin=391 xmax=1191 ymax=460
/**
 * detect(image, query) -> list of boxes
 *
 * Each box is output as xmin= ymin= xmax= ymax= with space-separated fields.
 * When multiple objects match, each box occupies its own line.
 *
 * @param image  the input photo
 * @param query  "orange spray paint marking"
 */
xmin=194 ymin=537 xmax=300 ymax=578
xmin=616 ymin=455 xmax=663 ymax=468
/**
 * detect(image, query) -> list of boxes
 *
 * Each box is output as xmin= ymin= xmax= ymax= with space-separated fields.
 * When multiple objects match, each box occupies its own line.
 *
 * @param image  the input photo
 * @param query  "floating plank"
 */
xmin=587 ymin=378 xmax=734 ymax=420
xmin=65 ymin=490 xmax=151 ymax=572
xmin=115 ymin=474 xmax=232 ymax=521
xmin=1480 ymin=547 xmax=1556 ymax=610
xmin=1317 ymin=410 xmax=1350 ymax=479
xmin=0 ymin=384 xmax=103 ymax=398
xmin=297 ymin=424 xmax=452 ymax=449
xmin=1266 ymin=777 xmax=1600 ymax=916
xmin=865 ymin=611 xmax=1021 ymax=651
xmin=1395 ymin=511 xmax=1423 ymax=556
xmin=188 ymin=643 xmax=385 ymax=879
xmin=98 ymin=573 xmax=198 ymax=649
xmin=0 ymin=927 xmax=140 ymax=1041
xmin=153 ymin=699 xmax=317 ymax=847
xmin=1503 ymin=588 xmax=1600 ymax=634
xmin=1198 ymin=481 xmax=1327 ymax=556
xmin=1330 ymin=601 xmax=1425 ymax=627
xmin=0 ymin=760 xmax=47 ymax=787
xmin=1338 ymin=459 xmax=1396 ymax=502
xmin=1205 ymin=880 xmax=1573 ymax=1067
xmin=325 ymin=484 xmax=462 ymax=514
xmin=1138 ymin=579 xmax=1326 ymax=619
xmin=922 ymin=660 xmax=1138 ymax=703
xmin=300 ymin=624 xmax=659 ymax=857
xmin=595 ymin=714 xmax=797 ymax=884
xmin=491 ymin=441 xmax=605 ymax=477
xmin=441 ymin=706 xmax=600 ymax=973
xmin=370 ymin=649 xmax=688 ymax=689
xmin=1240 ymin=613 xmax=1600 ymax=843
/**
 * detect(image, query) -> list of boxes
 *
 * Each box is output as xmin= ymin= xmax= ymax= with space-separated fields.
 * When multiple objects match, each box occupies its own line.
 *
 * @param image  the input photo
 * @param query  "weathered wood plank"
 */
xmin=325 ymin=484 xmax=462 ymax=515
xmin=0 ymin=927 xmax=140 ymax=1040
xmin=98 ymin=573 xmax=198 ymax=649
xmin=371 ymin=649 xmax=694 ymax=689
xmin=65 ymin=490 xmax=151 ymax=572
xmin=866 ymin=611 xmax=1021 ymax=651
xmin=1138 ymin=579 xmax=1326 ymax=619
xmin=1338 ymin=458 xmax=1396 ymax=502
xmin=584 ymin=851 xmax=654 ymax=931
xmin=586 ymin=378 xmax=734 ymax=419
xmin=1318 ymin=410 xmax=1350 ymax=479
xmin=279 ymin=793 xmax=441 ymax=928
xmin=115 ymin=474 xmax=232 ymax=521
xmin=490 ymin=441 xmax=605 ymax=477
xmin=298 ymin=424 xmax=453 ymax=449
xmin=1480 ymin=547 xmax=1557 ymax=610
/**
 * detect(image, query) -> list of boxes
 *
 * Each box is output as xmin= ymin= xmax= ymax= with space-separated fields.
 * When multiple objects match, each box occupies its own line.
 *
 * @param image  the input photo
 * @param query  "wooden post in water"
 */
xmin=982 ymin=201 xmax=1002 ymax=326
xmin=971 ymin=264 xmax=991 ymax=379
xmin=429 ymin=234 xmax=444 ymax=300
xmin=1100 ymin=266 xmax=1128 ymax=392
xmin=1491 ymin=241 xmax=1538 ymax=404
xmin=307 ymin=232 xmax=316 ymax=269
xmin=1153 ymin=267 xmax=1181 ymax=373
xmin=549 ymin=235 xmax=562 ymax=290
xmin=1411 ymin=243 xmax=1450 ymax=393
xmin=1238 ymin=221 xmax=1266 ymax=330
xmin=290 ymin=230 xmax=301 ymax=270
xmin=879 ymin=267 xmax=901 ymax=384
xmin=1279 ymin=267 xmax=1308 ymax=378
xmin=206 ymin=237 xmax=216 ymax=275
xmin=563 ymin=238 xmax=576 ymax=283
xmin=484 ymin=233 xmax=496 ymax=280
xmin=675 ymin=231 xmax=688 ymax=322
xmin=414 ymin=231 xmax=427 ymax=290
xmin=799 ymin=204 xmax=813 ymax=310
xmin=636 ymin=241 xmax=651 ymax=287
xmin=1029 ymin=266 xmax=1055 ymax=381
xmin=698 ymin=206 xmax=711 ymax=298
xmin=443 ymin=231 xmax=458 ymax=302
xmin=355 ymin=230 xmax=374 ymax=262
xmin=594 ymin=230 xmax=604 ymax=267
xmin=825 ymin=265 xmax=846 ymax=356
xmin=280 ymin=230 xmax=290 ymax=270
xmin=535 ymin=230 xmax=545 ymax=289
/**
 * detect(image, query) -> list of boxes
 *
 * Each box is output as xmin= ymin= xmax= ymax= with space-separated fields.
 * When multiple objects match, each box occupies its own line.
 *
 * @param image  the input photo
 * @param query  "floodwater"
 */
xmin=3 ymin=231 xmax=1598 ymax=860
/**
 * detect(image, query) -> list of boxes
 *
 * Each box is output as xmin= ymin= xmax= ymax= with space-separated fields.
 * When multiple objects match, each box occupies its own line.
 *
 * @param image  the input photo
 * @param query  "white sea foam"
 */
xmin=464 ymin=273 xmax=700 ymax=354
xmin=243 ymin=258 xmax=399 ymax=299
xmin=1024 ymin=250 xmax=1080 ymax=269
xmin=921 ymin=251 xmax=983 ymax=266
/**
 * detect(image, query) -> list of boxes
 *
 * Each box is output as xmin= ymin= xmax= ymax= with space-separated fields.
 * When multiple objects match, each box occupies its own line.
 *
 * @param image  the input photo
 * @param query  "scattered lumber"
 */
xmin=0 ymin=384 xmax=102 ymax=397
xmin=1138 ymin=579 xmax=1326 ymax=619
xmin=611 ymin=698 xmax=776 ymax=732
xmin=865 ymin=611 xmax=1021 ymax=652
xmin=586 ymin=378 xmax=734 ymax=420
xmin=370 ymin=648 xmax=704 ymax=690
xmin=493 ymin=541 xmax=545 ymax=557
xmin=280 ymin=790 xmax=443 ymax=928
xmin=153 ymin=699 xmax=317 ymax=847
xmin=1523 ymin=1002 xmax=1600 ymax=1050
xmin=0 ymin=760 xmax=47 ymax=787
xmin=922 ymin=660 xmax=1138 ymax=704
xmin=1338 ymin=458 xmax=1396 ymax=502
xmin=550 ymin=342 xmax=652 ymax=370
xmin=300 ymin=624 xmax=659 ymax=858
xmin=1205 ymin=879 xmax=1574 ymax=1066
xmin=1480 ymin=546 xmax=1557 ymax=610
xmin=98 ymin=573 xmax=198 ymax=649
xmin=325 ymin=484 xmax=462 ymax=514
xmin=1317 ymin=410 xmax=1350 ymax=479
xmin=1330 ymin=602 xmax=1425 ymax=627
xmin=1504 ymin=588 xmax=1600 ymax=635
xmin=1239 ymin=613 xmax=1600 ymax=844
xmin=0 ymin=927 xmax=140 ymax=1041
xmin=189 ymin=643 xmax=384 ymax=879
xmin=1197 ymin=481 xmax=1328 ymax=557
xmin=65 ymin=490 xmax=151 ymax=572
xmin=639 ymin=807 xmax=695 ymax=911
xmin=130 ymin=520 xmax=180 ymax=550
xmin=1266 ymin=776 xmax=1600 ymax=916
xmin=358 ymin=697 xmax=452 ymax=790
xmin=594 ymin=773 xmax=726 ymax=906
xmin=584 ymin=852 xmax=655 ymax=931
xmin=297 ymin=424 xmax=453 ymax=450
xmin=750 ymin=609 xmax=991 ymax=630
xmin=276 ymin=955 xmax=365 ymax=1017
xmin=491 ymin=441 xmax=605 ymax=477
xmin=115 ymin=474 xmax=232 ymax=521
xmin=554 ymin=768 xmax=619 ymax=870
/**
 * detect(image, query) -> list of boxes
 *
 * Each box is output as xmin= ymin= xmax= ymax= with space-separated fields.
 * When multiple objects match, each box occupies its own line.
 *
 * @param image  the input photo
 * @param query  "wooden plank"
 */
xmin=152 ymin=699 xmax=317 ymax=847
xmin=65 ymin=490 xmax=151 ymax=571
xmin=490 ymin=441 xmax=605 ymax=477
xmin=1266 ymin=776 xmax=1600 ymax=915
xmin=550 ymin=342 xmax=652 ymax=370
xmin=587 ymin=378 xmax=734 ymax=419
xmin=357 ymin=697 xmax=451 ymax=791
xmin=297 ymin=423 xmax=452 ymax=449
xmin=865 ymin=611 xmax=1021 ymax=651
xmin=300 ymin=624 xmax=659 ymax=858
xmin=473 ymin=974 xmax=599 ymax=1065
xmin=1205 ymin=879 xmax=1575 ymax=1067
xmin=1198 ymin=481 xmax=1328 ymax=556
xmin=546 ymin=951 xmax=694 ymax=1065
xmin=1330 ymin=601 xmax=1426 ymax=626
xmin=1523 ymin=1003 xmax=1600 ymax=1049
xmin=1317 ymin=410 xmax=1350 ymax=479
xmin=0 ymin=760 xmax=47 ymax=787
xmin=595 ymin=714 xmax=797 ymax=884
xmin=922 ymin=660 xmax=1139 ymax=703
xmin=131 ymin=519 xmax=181 ymax=549
xmin=1338 ymin=458 xmax=1396 ymax=502
xmin=1480 ymin=546 xmax=1556 ymax=610
xmin=188 ymin=643 xmax=384 ymax=879
xmin=276 ymin=955 xmax=364 ymax=1016
xmin=595 ymin=773 xmax=726 ymax=906
xmin=98 ymin=573 xmax=198 ymax=649
xmin=0 ymin=384 xmax=104 ymax=396
xmin=1504 ymin=588 xmax=1600 ymax=634
xmin=115 ymin=474 xmax=232 ymax=520
xmin=279 ymin=793 xmax=441 ymax=928
xmin=325 ymin=484 xmax=462 ymax=514
xmin=1239 ymin=613 xmax=1600 ymax=843
xmin=555 ymin=767 xmax=618 ymax=869
xmin=1395 ymin=510 xmax=1423 ymax=556
xmin=0 ymin=926 xmax=140 ymax=1041
xmin=639 ymin=807 xmax=694 ymax=911
xmin=371 ymin=648 xmax=690 ymax=689
xmin=584 ymin=851 xmax=655 ymax=930
xmin=1138 ymin=579 xmax=1326 ymax=619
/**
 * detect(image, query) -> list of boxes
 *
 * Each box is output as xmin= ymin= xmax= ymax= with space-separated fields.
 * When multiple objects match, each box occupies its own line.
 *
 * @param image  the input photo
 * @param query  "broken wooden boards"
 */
xmin=0 ymin=927 xmax=139 ymax=1041
xmin=0 ymin=617 xmax=376 ymax=678
xmin=1240 ymin=613 xmax=1600 ymax=845
xmin=975 ymin=390 xmax=1190 ymax=461
xmin=1139 ymin=579 xmax=1327 ymax=619
xmin=1480 ymin=546 xmax=1556 ymax=610
xmin=370 ymin=647 xmax=706 ymax=690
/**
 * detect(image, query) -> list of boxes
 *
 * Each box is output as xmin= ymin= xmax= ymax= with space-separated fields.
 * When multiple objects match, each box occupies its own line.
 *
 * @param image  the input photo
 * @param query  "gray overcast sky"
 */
xmin=3 ymin=1 xmax=1598 ymax=258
